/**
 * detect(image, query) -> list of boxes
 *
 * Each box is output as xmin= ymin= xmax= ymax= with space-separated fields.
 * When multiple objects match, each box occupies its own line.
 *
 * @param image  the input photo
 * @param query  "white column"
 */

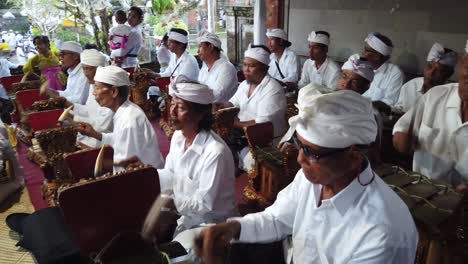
xmin=207 ymin=0 xmax=215 ymax=33
xmin=253 ymin=0 xmax=266 ymax=45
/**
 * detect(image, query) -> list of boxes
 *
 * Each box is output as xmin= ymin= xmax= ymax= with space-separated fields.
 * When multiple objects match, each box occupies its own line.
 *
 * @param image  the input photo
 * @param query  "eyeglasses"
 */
xmin=292 ymin=134 xmax=350 ymax=163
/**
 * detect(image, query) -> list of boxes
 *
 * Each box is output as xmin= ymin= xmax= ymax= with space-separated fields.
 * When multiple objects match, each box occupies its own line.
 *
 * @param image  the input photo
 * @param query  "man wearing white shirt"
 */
xmin=298 ymin=31 xmax=340 ymax=92
xmin=266 ymin=28 xmax=299 ymax=90
xmin=198 ymin=32 xmax=237 ymax=102
xmin=46 ymin=41 xmax=89 ymax=105
xmin=394 ymin=43 xmax=457 ymax=113
xmin=196 ymin=90 xmax=418 ymax=264
xmin=76 ymin=66 xmax=164 ymax=171
xmin=356 ymin=32 xmax=404 ymax=113
xmin=0 ymin=53 xmax=18 ymax=123
xmin=65 ymin=49 xmax=114 ymax=147
xmin=142 ymin=77 xmax=238 ymax=249
xmin=156 ymin=28 xmax=199 ymax=81
xmin=393 ymin=44 xmax=468 ymax=188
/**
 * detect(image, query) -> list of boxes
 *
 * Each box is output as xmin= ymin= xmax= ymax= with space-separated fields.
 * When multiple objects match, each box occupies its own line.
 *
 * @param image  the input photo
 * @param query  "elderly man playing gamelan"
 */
xmin=393 ymin=41 xmax=468 ymax=189
xmin=60 ymin=49 xmax=114 ymax=148
xmin=217 ymin=45 xmax=287 ymax=172
xmin=137 ymin=76 xmax=238 ymax=255
xmin=393 ymin=42 xmax=457 ymax=113
xmin=297 ymin=31 xmax=340 ymax=92
xmin=195 ymin=90 xmax=418 ymax=264
xmin=197 ymin=32 xmax=238 ymax=102
xmin=351 ymin=32 xmax=404 ymax=114
xmin=46 ymin=41 xmax=89 ymax=105
xmin=76 ymin=66 xmax=164 ymax=171
xmin=266 ymin=28 xmax=299 ymax=91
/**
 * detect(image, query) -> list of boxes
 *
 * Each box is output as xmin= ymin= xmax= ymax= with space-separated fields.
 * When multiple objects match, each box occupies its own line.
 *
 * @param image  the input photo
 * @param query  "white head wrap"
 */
xmin=341 ymin=57 xmax=375 ymax=82
xmin=364 ymin=33 xmax=392 ymax=56
xmin=168 ymin=29 xmax=188 ymax=44
xmin=60 ymin=41 xmax=83 ymax=54
xmin=81 ymin=49 xmax=106 ymax=67
xmin=94 ymin=66 xmax=130 ymax=86
xmin=244 ymin=45 xmax=270 ymax=65
xmin=307 ymin=31 xmax=330 ymax=46
xmin=266 ymin=28 xmax=288 ymax=41
xmin=426 ymin=42 xmax=458 ymax=67
xmin=153 ymin=35 xmax=163 ymax=40
xmin=281 ymin=90 xmax=377 ymax=148
xmin=169 ymin=75 xmax=214 ymax=104
xmin=198 ymin=31 xmax=222 ymax=49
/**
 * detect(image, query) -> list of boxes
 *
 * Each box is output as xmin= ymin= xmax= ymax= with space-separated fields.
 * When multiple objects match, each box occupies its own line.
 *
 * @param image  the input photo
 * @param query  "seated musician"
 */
xmin=350 ymin=33 xmax=404 ymax=114
xmin=393 ymin=43 xmax=457 ymax=113
xmin=297 ymin=31 xmax=340 ymax=92
xmin=62 ymin=49 xmax=114 ymax=147
xmin=393 ymin=43 xmax=468 ymax=189
xmin=0 ymin=119 xmax=24 ymax=203
xmin=266 ymin=28 xmax=299 ymax=91
xmin=142 ymin=76 xmax=238 ymax=252
xmin=76 ymin=66 xmax=164 ymax=171
xmin=46 ymin=41 xmax=90 ymax=105
xmin=198 ymin=32 xmax=238 ymax=102
xmin=195 ymin=91 xmax=418 ymax=263
xmin=217 ymin=45 xmax=287 ymax=172
xmin=148 ymin=28 xmax=200 ymax=99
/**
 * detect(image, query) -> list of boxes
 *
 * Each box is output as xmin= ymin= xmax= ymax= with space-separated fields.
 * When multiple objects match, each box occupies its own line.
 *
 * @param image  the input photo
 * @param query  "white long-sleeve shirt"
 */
xmin=158 ymin=130 xmax=238 ymax=231
xmin=121 ymin=25 xmax=142 ymax=68
xmin=232 ymin=164 xmax=418 ymax=264
xmin=156 ymin=44 xmax=171 ymax=72
xmin=198 ymin=57 xmax=238 ymax=102
xmin=268 ymin=48 xmax=299 ymax=83
xmin=298 ymin=57 xmax=340 ymax=91
xmin=393 ymin=77 xmax=424 ymax=113
xmin=360 ymin=56 xmax=404 ymax=106
xmin=229 ymin=75 xmax=287 ymax=139
xmin=58 ymin=63 xmax=89 ymax=105
xmin=393 ymin=83 xmax=468 ymax=184
xmin=160 ymin=51 xmax=199 ymax=81
xmin=101 ymin=100 xmax=164 ymax=171
xmin=72 ymin=84 xmax=114 ymax=147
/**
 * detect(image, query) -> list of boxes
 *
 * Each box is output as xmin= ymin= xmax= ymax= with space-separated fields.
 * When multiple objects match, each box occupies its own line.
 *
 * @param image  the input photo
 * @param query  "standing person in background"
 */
xmin=22 ymin=36 xmax=66 ymax=90
xmin=0 ymin=51 xmax=18 ymax=123
xmin=119 ymin=6 xmax=144 ymax=68
xmin=109 ymin=10 xmax=132 ymax=63
xmin=155 ymin=33 xmax=171 ymax=73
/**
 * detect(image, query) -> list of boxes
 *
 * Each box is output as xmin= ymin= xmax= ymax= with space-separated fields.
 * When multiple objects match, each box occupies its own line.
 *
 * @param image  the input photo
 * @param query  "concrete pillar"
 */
xmin=253 ymin=0 xmax=266 ymax=45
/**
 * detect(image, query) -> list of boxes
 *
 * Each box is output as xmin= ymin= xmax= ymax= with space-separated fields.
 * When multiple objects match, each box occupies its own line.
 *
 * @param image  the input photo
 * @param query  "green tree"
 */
xmin=0 ymin=0 xmax=21 ymax=9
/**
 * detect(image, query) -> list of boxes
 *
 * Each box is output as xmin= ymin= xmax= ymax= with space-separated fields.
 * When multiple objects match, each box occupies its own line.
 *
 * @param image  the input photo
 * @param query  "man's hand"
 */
xmin=455 ymin=183 xmax=468 ymax=193
xmin=45 ymin=88 xmax=59 ymax=99
xmin=213 ymin=102 xmax=234 ymax=111
xmin=284 ymin=82 xmax=297 ymax=92
xmin=74 ymin=122 xmax=101 ymax=140
xmin=194 ymin=221 xmax=241 ymax=264
xmin=113 ymin=155 xmax=144 ymax=169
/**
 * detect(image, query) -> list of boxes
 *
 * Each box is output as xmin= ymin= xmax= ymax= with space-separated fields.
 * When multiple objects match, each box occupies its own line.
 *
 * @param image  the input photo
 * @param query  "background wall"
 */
xmin=286 ymin=0 xmax=468 ymax=79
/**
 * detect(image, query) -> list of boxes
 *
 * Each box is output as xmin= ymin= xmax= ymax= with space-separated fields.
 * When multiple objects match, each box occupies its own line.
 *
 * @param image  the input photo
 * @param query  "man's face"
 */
xmin=267 ymin=37 xmax=281 ymax=53
xmin=93 ymin=81 xmax=116 ymax=108
xmin=59 ymin=50 xmax=79 ymax=69
xmin=458 ymin=56 xmax=468 ymax=101
xmin=242 ymin=57 xmax=266 ymax=83
xmin=423 ymin=61 xmax=453 ymax=89
xmin=295 ymin=133 xmax=351 ymax=186
xmin=169 ymin=97 xmax=194 ymax=130
xmin=127 ymin=10 xmax=142 ymax=27
xmin=308 ymin=42 xmax=327 ymax=61
xmin=168 ymin=39 xmax=182 ymax=53
xmin=361 ymin=45 xmax=382 ymax=66
xmin=198 ymin=42 xmax=212 ymax=62
xmin=337 ymin=70 xmax=370 ymax=94
xmin=82 ymin=64 xmax=97 ymax=83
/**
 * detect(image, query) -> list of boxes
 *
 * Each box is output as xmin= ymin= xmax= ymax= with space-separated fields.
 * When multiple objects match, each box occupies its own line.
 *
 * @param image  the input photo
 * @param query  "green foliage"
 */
xmin=152 ymin=0 xmax=175 ymax=15
xmin=55 ymin=26 xmax=94 ymax=46
xmin=0 ymin=0 xmax=20 ymax=9
xmin=153 ymin=19 xmax=188 ymax=36
xmin=31 ymin=27 xmax=41 ymax=36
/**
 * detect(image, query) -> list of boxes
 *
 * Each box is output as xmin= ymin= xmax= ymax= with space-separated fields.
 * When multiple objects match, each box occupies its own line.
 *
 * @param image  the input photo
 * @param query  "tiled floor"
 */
xmin=0 ymin=189 xmax=36 ymax=263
